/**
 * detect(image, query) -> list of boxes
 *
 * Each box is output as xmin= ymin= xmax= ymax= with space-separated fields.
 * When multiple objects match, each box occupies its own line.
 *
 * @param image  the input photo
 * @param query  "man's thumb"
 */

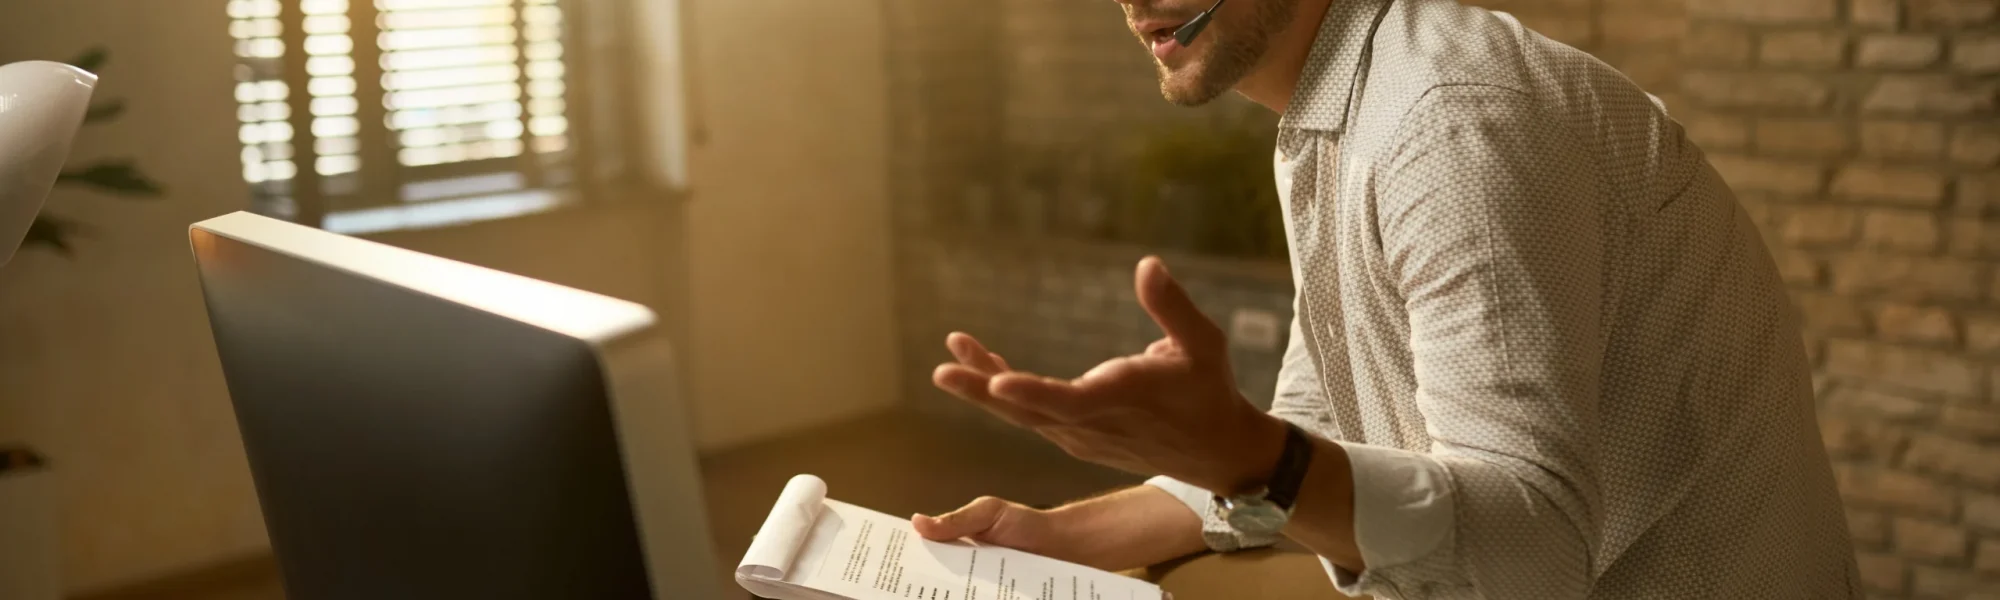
xmin=1135 ymin=257 xmax=1224 ymax=355
xmin=912 ymin=496 xmax=1011 ymax=541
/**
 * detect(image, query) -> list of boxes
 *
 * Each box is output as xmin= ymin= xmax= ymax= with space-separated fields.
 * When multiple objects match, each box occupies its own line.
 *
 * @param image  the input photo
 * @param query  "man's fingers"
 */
xmin=934 ymin=364 xmax=1058 ymax=427
xmin=946 ymin=332 xmax=1008 ymax=374
xmin=933 ymin=363 xmax=992 ymax=400
xmin=990 ymin=372 xmax=1087 ymax=408
xmin=913 ymin=496 xmax=1013 ymax=541
xmin=1134 ymin=257 xmax=1225 ymax=358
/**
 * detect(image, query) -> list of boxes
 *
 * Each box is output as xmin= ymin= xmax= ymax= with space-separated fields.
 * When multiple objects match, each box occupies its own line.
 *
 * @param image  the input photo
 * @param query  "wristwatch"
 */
xmin=1213 ymin=422 xmax=1315 ymax=536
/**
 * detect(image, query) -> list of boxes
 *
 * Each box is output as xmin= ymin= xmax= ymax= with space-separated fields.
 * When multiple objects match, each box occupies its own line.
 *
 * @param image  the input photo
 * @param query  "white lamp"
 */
xmin=0 ymin=60 xmax=98 ymax=267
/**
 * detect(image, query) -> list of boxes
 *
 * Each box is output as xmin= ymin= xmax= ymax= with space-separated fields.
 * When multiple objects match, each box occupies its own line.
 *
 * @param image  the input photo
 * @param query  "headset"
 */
xmin=1172 ymin=0 xmax=1229 ymax=46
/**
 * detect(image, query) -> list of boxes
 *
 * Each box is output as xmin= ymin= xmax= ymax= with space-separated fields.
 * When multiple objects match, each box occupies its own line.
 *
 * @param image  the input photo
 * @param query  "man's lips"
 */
xmin=1133 ymin=18 xmax=1194 ymax=60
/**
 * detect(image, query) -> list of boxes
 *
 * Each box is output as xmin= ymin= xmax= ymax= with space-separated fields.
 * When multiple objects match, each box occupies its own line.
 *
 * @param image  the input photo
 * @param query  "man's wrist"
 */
xmin=1208 ymin=410 xmax=1291 ymax=496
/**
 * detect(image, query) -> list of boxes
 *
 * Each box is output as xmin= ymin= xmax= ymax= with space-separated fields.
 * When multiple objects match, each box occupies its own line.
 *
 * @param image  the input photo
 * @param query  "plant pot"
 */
xmin=0 ymin=451 xmax=59 ymax=600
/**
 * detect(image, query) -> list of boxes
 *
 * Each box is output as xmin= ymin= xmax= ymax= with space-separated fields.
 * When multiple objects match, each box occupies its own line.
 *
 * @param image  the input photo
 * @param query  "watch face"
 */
xmin=1223 ymin=500 xmax=1290 ymax=535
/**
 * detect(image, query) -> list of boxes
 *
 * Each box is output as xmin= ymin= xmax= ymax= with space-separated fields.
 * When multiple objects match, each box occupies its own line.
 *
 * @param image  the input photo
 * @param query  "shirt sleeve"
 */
xmin=1332 ymin=84 xmax=1607 ymax=599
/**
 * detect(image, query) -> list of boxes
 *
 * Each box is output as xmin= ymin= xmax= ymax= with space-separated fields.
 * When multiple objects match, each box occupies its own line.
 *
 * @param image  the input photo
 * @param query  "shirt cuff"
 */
xmin=1327 ymin=441 xmax=1456 ymax=593
xmin=1143 ymin=475 xmax=1283 ymax=552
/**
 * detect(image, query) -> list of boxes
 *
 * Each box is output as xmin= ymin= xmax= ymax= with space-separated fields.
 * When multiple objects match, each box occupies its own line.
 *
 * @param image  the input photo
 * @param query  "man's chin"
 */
xmin=1157 ymin=70 xmax=1232 ymax=107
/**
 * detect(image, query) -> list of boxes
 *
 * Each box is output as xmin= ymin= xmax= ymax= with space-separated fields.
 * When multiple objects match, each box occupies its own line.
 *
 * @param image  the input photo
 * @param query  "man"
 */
xmin=914 ymin=0 xmax=1861 ymax=597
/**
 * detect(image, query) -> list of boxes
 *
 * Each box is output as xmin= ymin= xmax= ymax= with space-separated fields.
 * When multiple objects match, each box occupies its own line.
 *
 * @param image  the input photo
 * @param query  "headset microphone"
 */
xmin=1172 ymin=0 xmax=1229 ymax=46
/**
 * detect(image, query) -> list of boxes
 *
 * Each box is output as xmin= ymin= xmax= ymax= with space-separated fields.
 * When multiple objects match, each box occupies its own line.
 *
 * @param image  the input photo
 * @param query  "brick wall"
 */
xmin=1685 ymin=0 xmax=2000 ymax=595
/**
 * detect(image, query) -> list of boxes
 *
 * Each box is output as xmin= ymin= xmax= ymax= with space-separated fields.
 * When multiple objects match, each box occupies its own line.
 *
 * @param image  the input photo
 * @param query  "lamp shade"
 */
xmin=0 ymin=61 xmax=97 ymax=267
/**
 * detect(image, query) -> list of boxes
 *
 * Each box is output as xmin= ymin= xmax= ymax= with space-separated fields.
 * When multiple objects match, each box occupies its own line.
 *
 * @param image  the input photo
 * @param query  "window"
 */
xmin=229 ymin=0 xmax=584 ymax=230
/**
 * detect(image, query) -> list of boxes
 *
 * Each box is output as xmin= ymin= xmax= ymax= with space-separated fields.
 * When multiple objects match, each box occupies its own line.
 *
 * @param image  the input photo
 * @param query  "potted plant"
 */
xmin=18 ymin=47 xmax=166 ymax=254
xmin=1115 ymin=106 xmax=1284 ymax=261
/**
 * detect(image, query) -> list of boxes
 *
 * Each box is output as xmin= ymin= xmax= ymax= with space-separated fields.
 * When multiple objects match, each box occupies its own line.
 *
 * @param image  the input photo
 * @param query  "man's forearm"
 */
xmin=1047 ymin=485 xmax=1208 ymax=572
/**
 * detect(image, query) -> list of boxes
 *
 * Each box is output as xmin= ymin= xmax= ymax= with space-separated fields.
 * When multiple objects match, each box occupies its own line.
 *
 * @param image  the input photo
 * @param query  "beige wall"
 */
xmin=678 ymin=0 xmax=901 ymax=449
xmin=0 ymin=0 xmax=898 ymax=592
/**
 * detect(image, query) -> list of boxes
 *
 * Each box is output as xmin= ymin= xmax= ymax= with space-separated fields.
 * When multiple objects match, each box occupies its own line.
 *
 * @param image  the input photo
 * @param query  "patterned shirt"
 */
xmin=1146 ymin=0 xmax=1860 ymax=597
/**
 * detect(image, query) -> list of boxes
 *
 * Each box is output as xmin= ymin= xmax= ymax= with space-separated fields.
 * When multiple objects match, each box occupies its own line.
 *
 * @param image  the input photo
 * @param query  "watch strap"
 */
xmin=1265 ymin=422 xmax=1315 ymax=509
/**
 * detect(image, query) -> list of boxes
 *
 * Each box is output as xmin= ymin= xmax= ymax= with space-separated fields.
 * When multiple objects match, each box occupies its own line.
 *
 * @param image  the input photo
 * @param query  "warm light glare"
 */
xmin=379 ymin=26 xmax=516 ymax=51
xmin=381 ymin=7 xmax=515 ymax=30
xmin=383 ymin=64 xmax=519 ymax=91
xmin=382 ymin=45 xmax=517 ymax=71
xmin=390 ymin=101 xmax=520 ymax=130
xmin=230 ymin=0 xmax=570 ymax=189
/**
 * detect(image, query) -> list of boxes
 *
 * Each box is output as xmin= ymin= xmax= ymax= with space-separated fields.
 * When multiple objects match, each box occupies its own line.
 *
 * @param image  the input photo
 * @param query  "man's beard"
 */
xmin=1154 ymin=0 xmax=1300 ymax=106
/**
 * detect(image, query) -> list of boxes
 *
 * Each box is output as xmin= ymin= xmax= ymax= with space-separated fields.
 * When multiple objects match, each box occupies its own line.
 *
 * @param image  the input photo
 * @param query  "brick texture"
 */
xmin=1828 ymin=256 xmax=1981 ymax=301
xmin=1686 ymin=24 xmax=1753 ymax=64
xmin=1958 ymin=35 xmax=2000 ymax=72
xmin=1796 ymin=292 xmax=1868 ymax=333
xmin=1861 ymin=120 xmax=1948 ymax=159
xmin=1897 ymin=517 xmax=1973 ymax=561
xmin=1855 ymin=0 xmax=1905 ymax=28
xmin=1905 ymin=434 xmax=2000 ymax=486
xmin=1860 ymin=210 xmax=1942 ymax=253
xmin=1859 ymin=34 xmax=1945 ymax=68
xmin=1875 ymin=303 xmax=1958 ymax=344
xmin=1978 ymin=539 xmax=2000 ymax=574
xmin=1969 ymin=493 xmax=2000 ymax=532
xmin=1683 ymin=71 xmax=1834 ymax=108
xmin=1786 ymin=205 xmax=1861 ymax=245
xmin=1839 ymin=465 xmax=1960 ymax=518
xmin=1683 ymin=111 xmax=1749 ymax=148
xmin=1852 ymin=509 xmax=1892 ymax=545
xmin=1910 ymin=0 xmax=2000 ymax=27
xmin=1857 ymin=551 xmax=1909 ymax=592
xmin=1689 ymin=0 xmax=1839 ymax=23
xmin=1913 ymin=565 xmax=1977 ymax=597
xmin=1823 ymin=415 xmax=1911 ymax=459
xmin=1758 ymin=117 xmax=1851 ymax=156
xmin=1863 ymin=75 xmax=2000 ymax=115
xmin=1762 ymin=30 xmax=1851 ymax=66
xmin=1828 ymin=384 xmax=1940 ymax=421
xmin=1943 ymin=405 xmax=2000 ymax=440
xmin=1953 ymin=125 xmax=2000 ymax=165
xmin=1693 ymin=11 xmax=1997 ymax=593
xmin=1710 ymin=154 xmax=1826 ymax=194
xmin=1833 ymin=166 xmax=1950 ymax=206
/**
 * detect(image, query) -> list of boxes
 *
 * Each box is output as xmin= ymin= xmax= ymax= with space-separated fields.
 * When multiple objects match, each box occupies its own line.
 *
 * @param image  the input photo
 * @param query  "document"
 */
xmin=736 ymin=475 xmax=1170 ymax=600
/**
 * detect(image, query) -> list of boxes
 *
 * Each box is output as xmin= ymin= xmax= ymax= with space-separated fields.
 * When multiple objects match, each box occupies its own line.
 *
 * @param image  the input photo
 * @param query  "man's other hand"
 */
xmin=911 ymin=486 xmax=1208 ymax=573
xmin=911 ymin=496 xmax=1058 ymax=555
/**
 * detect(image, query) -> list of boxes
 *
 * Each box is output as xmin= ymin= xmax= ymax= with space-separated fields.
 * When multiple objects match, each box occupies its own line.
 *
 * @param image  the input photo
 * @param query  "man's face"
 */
xmin=1123 ymin=0 xmax=1300 ymax=106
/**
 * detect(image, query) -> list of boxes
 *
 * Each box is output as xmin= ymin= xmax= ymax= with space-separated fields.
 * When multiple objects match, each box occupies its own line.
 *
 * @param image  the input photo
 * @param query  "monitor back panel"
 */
xmin=193 ymin=226 xmax=655 ymax=600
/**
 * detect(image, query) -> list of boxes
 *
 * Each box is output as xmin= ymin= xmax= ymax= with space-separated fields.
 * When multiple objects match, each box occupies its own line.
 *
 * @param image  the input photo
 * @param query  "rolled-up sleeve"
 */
xmin=1330 ymin=84 xmax=1607 ymax=598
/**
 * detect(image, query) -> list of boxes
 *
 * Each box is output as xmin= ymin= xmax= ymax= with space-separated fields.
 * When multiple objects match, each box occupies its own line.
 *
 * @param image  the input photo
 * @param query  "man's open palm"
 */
xmin=931 ymin=257 xmax=1285 ymax=495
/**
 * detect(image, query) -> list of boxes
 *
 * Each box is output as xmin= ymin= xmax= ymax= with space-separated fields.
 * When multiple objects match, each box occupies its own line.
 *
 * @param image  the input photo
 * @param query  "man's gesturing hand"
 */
xmin=932 ymin=257 xmax=1287 ymax=496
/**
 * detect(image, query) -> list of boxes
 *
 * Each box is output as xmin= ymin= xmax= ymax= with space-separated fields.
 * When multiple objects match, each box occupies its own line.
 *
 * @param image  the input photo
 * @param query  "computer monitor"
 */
xmin=189 ymin=211 xmax=724 ymax=600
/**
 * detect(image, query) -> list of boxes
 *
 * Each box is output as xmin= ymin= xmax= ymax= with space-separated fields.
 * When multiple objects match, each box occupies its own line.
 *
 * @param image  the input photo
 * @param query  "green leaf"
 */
xmin=21 ymin=213 xmax=80 ymax=257
xmin=68 ymin=46 xmax=109 ymax=73
xmin=57 ymin=161 xmax=165 ymax=196
xmin=84 ymin=99 xmax=126 ymax=124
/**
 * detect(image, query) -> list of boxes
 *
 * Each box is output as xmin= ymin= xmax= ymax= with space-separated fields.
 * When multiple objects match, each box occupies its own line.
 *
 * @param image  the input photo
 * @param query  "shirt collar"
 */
xmin=1277 ymin=0 xmax=1395 ymax=133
